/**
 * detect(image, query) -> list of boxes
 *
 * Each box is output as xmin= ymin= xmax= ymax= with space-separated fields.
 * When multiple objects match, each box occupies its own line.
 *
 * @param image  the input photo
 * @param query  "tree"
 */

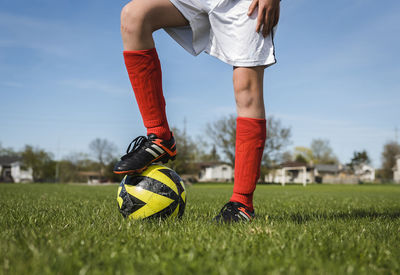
xmin=195 ymin=142 xmax=221 ymax=162
xmin=381 ymin=141 xmax=400 ymax=180
xmin=89 ymin=138 xmax=117 ymax=176
xmin=293 ymin=146 xmax=314 ymax=164
xmin=289 ymin=140 xmax=338 ymax=166
xmin=206 ymin=115 xmax=237 ymax=167
xmin=263 ymin=117 xmax=292 ymax=166
xmin=169 ymin=127 xmax=199 ymax=174
xmin=347 ymin=150 xmax=370 ymax=171
xmin=281 ymin=151 xmax=293 ymax=163
xmin=58 ymin=152 xmax=101 ymax=183
xmin=294 ymin=154 xmax=308 ymax=164
xmin=0 ymin=142 xmax=18 ymax=157
xmin=21 ymin=145 xmax=55 ymax=182
xmin=206 ymin=115 xmax=291 ymax=168
xmin=204 ymin=144 xmax=220 ymax=162
xmin=57 ymin=160 xmax=79 ymax=183
xmin=310 ymin=139 xmax=338 ymax=164
xmin=105 ymin=158 xmax=124 ymax=182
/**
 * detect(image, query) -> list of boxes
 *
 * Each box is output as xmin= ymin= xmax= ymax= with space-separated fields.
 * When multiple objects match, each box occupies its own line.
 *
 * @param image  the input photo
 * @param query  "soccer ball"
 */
xmin=117 ymin=164 xmax=186 ymax=220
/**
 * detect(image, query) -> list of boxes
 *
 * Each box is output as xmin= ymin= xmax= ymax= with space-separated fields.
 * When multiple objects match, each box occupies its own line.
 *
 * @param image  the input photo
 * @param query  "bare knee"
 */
xmin=234 ymin=80 xmax=255 ymax=110
xmin=121 ymin=1 xmax=152 ymax=37
xmin=233 ymin=67 xmax=265 ymax=118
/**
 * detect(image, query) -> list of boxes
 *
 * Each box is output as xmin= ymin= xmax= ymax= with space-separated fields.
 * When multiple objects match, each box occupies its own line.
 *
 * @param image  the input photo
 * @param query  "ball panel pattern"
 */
xmin=117 ymin=164 xmax=186 ymax=220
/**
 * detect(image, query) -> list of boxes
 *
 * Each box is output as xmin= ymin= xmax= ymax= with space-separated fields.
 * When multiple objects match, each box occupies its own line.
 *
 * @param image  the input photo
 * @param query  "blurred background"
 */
xmin=0 ymin=0 xmax=399 ymax=183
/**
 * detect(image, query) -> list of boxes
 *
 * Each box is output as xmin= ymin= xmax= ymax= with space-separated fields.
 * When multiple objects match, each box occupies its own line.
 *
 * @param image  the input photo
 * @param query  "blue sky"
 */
xmin=0 ymin=0 xmax=399 ymax=167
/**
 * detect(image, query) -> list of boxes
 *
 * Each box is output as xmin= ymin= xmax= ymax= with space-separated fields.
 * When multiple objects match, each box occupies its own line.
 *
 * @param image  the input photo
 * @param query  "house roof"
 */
xmin=0 ymin=156 xmax=21 ymax=165
xmin=280 ymin=161 xmax=309 ymax=168
xmin=314 ymin=164 xmax=340 ymax=173
xmin=195 ymin=161 xmax=231 ymax=168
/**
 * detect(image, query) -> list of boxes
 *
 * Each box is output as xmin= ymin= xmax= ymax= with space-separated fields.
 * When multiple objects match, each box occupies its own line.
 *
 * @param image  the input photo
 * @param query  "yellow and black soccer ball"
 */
xmin=117 ymin=164 xmax=186 ymax=220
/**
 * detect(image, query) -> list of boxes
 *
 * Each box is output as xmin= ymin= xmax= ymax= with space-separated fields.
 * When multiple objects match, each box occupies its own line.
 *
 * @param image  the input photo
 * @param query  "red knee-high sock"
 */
xmin=123 ymin=48 xmax=171 ymax=140
xmin=230 ymin=117 xmax=266 ymax=212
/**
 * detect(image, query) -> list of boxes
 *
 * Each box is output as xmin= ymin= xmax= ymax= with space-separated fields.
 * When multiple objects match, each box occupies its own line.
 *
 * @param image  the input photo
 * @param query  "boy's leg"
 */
xmin=215 ymin=66 xmax=266 ymax=222
xmin=121 ymin=0 xmax=188 ymax=50
xmin=232 ymin=67 xmax=265 ymax=119
xmin=231 ymin=66 xmax=266 ymax=210
xmin=114 ymin=0 xmax=188 ymax=174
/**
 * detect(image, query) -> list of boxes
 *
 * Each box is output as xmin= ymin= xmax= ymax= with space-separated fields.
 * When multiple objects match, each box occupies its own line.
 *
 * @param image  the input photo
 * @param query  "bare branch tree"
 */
xmin=262 ymin=116 xmax=292 ymax=166
xmin=169 ymin=127 xmax=199 ymax=174
xmin=206 ymin=115 xmax=236 ymax=167
xmin=207 ymin=115 xmax=291 ymax=168
xmin=310 ymin=139 xmax=338 ymax=164
xmin=89 ymin=138 xmax=117 ymax=175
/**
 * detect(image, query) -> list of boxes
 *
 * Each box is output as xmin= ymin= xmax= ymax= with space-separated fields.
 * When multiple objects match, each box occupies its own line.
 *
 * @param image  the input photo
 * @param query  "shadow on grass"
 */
xmin=264 ymin=209 xmax=400 ymax=224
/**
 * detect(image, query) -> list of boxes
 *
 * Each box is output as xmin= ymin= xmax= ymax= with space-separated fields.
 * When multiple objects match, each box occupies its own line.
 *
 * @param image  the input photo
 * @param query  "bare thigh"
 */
xmin=121 ymin=0 xmax=189 ymax=50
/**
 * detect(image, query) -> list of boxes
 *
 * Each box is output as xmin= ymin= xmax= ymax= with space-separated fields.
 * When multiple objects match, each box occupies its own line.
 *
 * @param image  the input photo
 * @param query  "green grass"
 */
xmin=0 ymin=183 xmax=399 ymax=275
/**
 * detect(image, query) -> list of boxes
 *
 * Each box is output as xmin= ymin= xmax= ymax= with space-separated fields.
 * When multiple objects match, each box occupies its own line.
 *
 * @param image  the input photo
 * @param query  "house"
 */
xmin=314 ymin=164 xmax=349 ymax=184
xmin=314 ymin=164 xmax=375 ymax=184
xmin=265 ymin=162 xmax=313 ymax=186
xmin=354 ymin=164 xmax=375 ymax=182
xmin=0 ymin=156 xmax=33 ymax=183
xmin=197 ymin=162 xmax=233 ymax=182
xmin=78 ymin=171 xmax=105 ymax=184
xmin=265 ymin=161 xmax=374 ymax=185
xmin=393 ymin=155 xmax=400 ymax=183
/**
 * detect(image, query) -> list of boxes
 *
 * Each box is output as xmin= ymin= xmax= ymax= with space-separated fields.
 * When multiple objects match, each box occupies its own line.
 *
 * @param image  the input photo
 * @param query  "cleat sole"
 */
xmin=113 ymin=166 xmax=147 ymax=175
xmin=160 ymin=153 xmax=176 ymax=164
xmin=113 ymin=152 xmax=177 ymax=175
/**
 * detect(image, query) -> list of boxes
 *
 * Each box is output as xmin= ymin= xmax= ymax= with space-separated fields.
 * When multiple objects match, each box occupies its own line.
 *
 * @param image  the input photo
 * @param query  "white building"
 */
xmin=265 ymin=161 xmax=375 ymax=185
xmin=354 ymin=164 xmax=375 ymax=182
xmin=0 ymin=156 xmax=33 ymax=183
xmin=197 ymin=162 xmax=233 ymax=182
xmin=393 ymin=155 xmax=400 ymax=183
xmin=265 ymin=162 xmax=313 ymax=186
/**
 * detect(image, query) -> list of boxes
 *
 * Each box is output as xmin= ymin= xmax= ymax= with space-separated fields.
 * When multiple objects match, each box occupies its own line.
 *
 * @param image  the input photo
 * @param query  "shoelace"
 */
xmin=125 ymin=136 xmax=147 ymax=155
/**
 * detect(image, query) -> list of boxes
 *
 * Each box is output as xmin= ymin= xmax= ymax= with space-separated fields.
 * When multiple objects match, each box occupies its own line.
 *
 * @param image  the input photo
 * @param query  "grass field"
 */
xmin=0 ymin=183 xmax=399 ymax=275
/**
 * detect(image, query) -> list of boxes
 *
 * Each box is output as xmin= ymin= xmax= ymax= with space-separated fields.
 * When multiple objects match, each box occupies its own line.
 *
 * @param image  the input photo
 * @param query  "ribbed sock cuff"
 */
xmin=230 ymin=193 xmax=254 ymax=212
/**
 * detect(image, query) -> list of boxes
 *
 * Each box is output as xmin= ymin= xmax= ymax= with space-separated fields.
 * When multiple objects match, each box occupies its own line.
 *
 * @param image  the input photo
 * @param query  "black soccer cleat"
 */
xmin=113 ymin=133 xmax=177 ymax=175
xmin=213 ymin=201 xmax=255 ymax=223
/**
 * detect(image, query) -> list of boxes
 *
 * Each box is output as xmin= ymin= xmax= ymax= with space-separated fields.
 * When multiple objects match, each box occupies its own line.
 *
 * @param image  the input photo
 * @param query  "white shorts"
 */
xmin=164 ymin=0 xmax=277 ymax=67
